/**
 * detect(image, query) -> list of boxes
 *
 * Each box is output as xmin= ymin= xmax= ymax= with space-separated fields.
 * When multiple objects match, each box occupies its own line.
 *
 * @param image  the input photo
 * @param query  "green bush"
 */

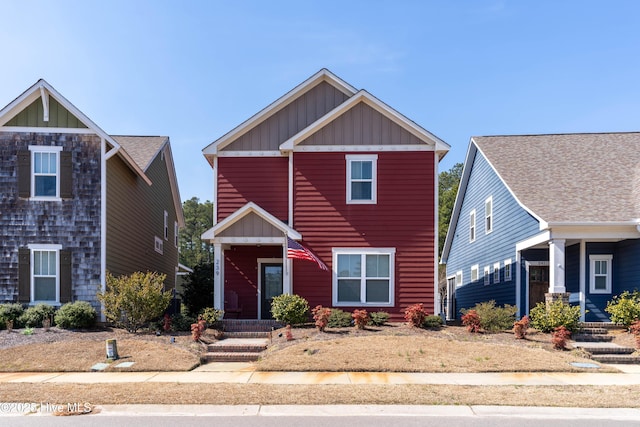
xmin=19 ymin=304 xmax=55 ymax=328
xmin=54 ymin=301 xmax=97 ymax=329
xmin=200 ymin=307 xmax=224 ymax=327
xmin=98 ymin=271 xmax=172 ymax=333
xmin=369 ymin=311 xmax=390 ymax=326
xmin=169 ymin=313 xmax=196 ymax=332
xmin=180 ymin=263 xmax=213 ymax=316
xmin=423 ymin=315 xmax=444 ymax=329
xmin=327 ymin=308 xmax=353 ymax=328
xmin=605 ymin=290 xmax=640 ymax=327
xmin=0 ymin=303 xmax=24 ymax=329
xmin=270 ymin=294 xmax=309 ymax=325
xmin=465 ymin=300 xmax=517 ymax=332
xmin=530 ymin=300 xmax=581 ymax=333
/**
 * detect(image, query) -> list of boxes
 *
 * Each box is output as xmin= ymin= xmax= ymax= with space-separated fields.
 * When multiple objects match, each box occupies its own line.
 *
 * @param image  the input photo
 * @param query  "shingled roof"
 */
xmin=111 ymin=136 xmax=169 ymax=172
xmin=472 ymin=132 xmax=640 ymax=224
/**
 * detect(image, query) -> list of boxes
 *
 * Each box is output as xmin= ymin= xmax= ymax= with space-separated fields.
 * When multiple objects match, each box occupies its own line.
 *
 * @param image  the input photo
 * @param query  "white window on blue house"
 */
xmin=455 ymin=271 xmax=463 ymax=287
xmin=484 ymin=266 xmax=490 ymax=285
xmin=589 ymin=255 xmax=612 ymax=294
xmin=469 ymin=210 xmax=476 ymax=242
xmin=485 ymin=196 xmax=493 ymax=234
xmin=493 ymin=262 xmax=500 ymax=283
xmin=30 ymin=145 xmax=63 ymax=200
xmin=504 ymin=258 xmax=512 ymax=281
xmin=471 ymin=264 xmax=479 ymax=282
xmin=346 ymin=154 xmax=377 ymax=204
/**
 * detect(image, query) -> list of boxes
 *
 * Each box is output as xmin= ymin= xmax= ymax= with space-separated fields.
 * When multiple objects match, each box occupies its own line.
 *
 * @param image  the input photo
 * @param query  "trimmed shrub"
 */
xmin=368 ymin=311 xmax=390 ymax=326
xmin=270 ymin=294 xmax=309 ymax=325
xmin=423 ymin=315 xmax=443 ymax=329
xmin=461 ymin=309 xmax=481 ymax=333
xmin=19 ymin=304 xmax=55 ymax=328
xmin=467 ymin=300 xmax=517 ymax=332
xmin=54 ymin=301 xmax=96 ymax=329
xmin=513 ymin=315 xmax=530 ymax=339
xmin=352 ymin=309 xmax=369 ymax=329
xmin=529 ymin=300 xmax=581 ymax=333
xmin=168 ymin=313 xmax=196 ymax=332
xmin=327 ymin=309 xmax=352 ymax=328
xmin=0 ymin=303 xmax=24 ymax=329
xmin=98 ymin=271 xmax=172 ymax=333
xmin=605 ymin=290 xmax=640 ymax=327
xmin=312 ymin=305 xmax=332 ymax=331
xmin=200 ymin=307 xmax=224 ymax=328
xmin=552 ymin=325 xmax=571 ymax=350
xmin=404 ymin=303 xmax=428 ymax=327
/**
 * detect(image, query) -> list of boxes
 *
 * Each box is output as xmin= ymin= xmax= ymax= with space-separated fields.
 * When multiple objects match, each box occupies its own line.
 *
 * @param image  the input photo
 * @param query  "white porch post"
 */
xmin=548 ymin=239 xmax=566 ymax=293
xmin=282 ymin=239 xmax=292 ymax=295
xmin=213 ymin=243 xmax=223 ymax=310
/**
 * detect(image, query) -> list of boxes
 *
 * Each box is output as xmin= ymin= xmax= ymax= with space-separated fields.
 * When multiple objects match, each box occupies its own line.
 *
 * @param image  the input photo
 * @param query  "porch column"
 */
xmin=548 ymin=239 xmax=566 ymax=293
xmin=213 ymin=243 xmax=223 ymax=310
xmin=282 ymin=240 xmax=292 ymax=295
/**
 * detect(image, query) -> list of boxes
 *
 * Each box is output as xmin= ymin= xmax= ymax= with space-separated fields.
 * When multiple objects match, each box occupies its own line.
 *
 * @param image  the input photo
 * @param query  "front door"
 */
xmin=260 ymin=263 xmax=283 ymax=319
xmin=529 ymin=265 xmax=549 ymax=311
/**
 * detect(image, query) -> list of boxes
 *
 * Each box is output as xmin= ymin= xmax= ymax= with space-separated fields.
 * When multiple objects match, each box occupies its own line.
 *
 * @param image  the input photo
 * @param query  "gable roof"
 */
xmin=202 ymin=69 xmax=357 ymax=163
xmin=441 ymin=132 xmax=640 ymax=262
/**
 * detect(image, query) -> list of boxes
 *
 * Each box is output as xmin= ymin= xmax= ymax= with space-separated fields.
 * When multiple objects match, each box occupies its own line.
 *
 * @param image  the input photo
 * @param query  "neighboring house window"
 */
xmin=589 ymin=255 xmax=613 ymax=294
xmin=333 ymin=248 xmax=395 ymax=306
xmin=346 ymin=154 xmax=377 ymax=204
xmin=164 ymin=210 xmax=169 ymax=240
xmin=504 ymin=259 xmax=512 ymax=281
xmin=485 ymin=196 xmax=493 ymax=234
xmin=174 ymin=221 xmax=179 ymax=248
xmin=493 ymin=262 xmax=500 ymax=284
xmin=455 ymin=271 xmax=463 ymax=287
xmin=469 ymin=210 xmax=476 ymax=242
xmin=471 ymin=264 xmax=479 ymax=282
xmin=484 ymin=266 xmax=490 ymax=286
xmin=30 ymin=145 xmax=63 ymax=199
xmin=155 ymin=236 xmax=164 ymax=255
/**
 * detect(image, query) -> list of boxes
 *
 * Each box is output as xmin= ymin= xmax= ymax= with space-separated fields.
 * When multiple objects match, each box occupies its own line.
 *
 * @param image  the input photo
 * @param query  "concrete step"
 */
xmin=574 ymin=346 xmax=636 ymax=355
xmin=202 ymin=352 xmax=262 ymax=363
xmin=590 ymin=354 xmax=640 ymax=364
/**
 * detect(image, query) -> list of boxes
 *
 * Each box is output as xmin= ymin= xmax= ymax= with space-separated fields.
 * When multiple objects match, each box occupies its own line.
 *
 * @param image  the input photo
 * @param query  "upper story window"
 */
xmin=164 ymin=210 xmax=169 ymax=240
xmin=485 ymin=196 xmax=493 ymax=234
xmin=469 ymin=210 xmax=476 ymax=242
xmin=455 ymin=271 xmax=463 ymax=287
xmin=30 ymin=146 xmax=63 ymax=200
xmin=590 ymin=255 xmax=612 ymax=294
xmin=346 ymin=154 xmax=377 ymax=204
xmin=333 ymin=248 xmax=394 ymax=306
xmin=174 ymin=221 xmax=179 ymax=248
xmin=471 ymin=264 xmax=479 ymax=282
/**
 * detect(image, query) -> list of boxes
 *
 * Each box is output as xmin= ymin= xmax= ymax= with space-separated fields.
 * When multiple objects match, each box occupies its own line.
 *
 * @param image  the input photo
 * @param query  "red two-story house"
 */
xmin=202 ymin=69 xmax=449 ymax=320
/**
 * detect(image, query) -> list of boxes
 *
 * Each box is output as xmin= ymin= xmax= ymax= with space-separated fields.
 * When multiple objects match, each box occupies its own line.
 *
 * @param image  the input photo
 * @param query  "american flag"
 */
xmin=287 ymin=237 xmax=328 ymax=271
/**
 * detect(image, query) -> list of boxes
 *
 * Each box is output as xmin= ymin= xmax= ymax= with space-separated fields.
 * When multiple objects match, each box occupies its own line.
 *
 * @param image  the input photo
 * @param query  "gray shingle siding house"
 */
xmin=0 ymin=80 xmax=184 ymax=315
xmin=441 ymin=133 xmax=640 ymax=322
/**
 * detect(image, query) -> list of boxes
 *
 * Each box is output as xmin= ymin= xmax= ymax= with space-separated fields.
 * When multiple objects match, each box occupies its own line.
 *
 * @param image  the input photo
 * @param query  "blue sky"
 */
xmin=2 ymin=1 xmax=640 ymax=202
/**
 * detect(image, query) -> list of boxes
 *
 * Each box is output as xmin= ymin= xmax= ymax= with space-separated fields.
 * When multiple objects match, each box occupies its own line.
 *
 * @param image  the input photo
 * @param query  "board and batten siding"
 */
xmin=217 ymin=157 xmax=288 ymax=222
xmin=6 ymin=97 xmax=88 ymax=128
xmin=223 ymin=81 xmax=350 ymax=152
xmin=292 ymin=151 xmax=436 ymax=318
xmin=446 ymin=148 xmax=540 ymax=317
xmin=106 ymin=148 xmax=178 ymax=290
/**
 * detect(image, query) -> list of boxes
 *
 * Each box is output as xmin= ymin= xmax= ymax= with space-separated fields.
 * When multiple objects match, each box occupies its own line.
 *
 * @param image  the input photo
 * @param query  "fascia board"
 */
xmin=162 ymin=140 xmax=185 ymax=227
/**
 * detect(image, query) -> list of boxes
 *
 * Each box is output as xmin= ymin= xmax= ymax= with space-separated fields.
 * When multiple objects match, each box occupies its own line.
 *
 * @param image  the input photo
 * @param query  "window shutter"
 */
xmin=18 ymin=151 xmax=31 ymax=198
xmin=59 ymin=151 xmax=73 ymax=199
xmin=59 ymin=250 xmax=72 ymax=303
xmin=18 ymin=248 xmax=31 ymax=302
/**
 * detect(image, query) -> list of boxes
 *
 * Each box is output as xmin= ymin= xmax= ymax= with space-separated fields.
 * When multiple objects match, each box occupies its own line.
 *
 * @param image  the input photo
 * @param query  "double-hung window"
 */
xmin=590 ymin=255 xmax=612 ymax=294
xmin=484 ymin=266 xmax=490 ymax=285
xmin=333 ymin=248 xmax=394 ymax=306
xmin=493 ymin=262 xmax=500 ymax=283
xmin=485 ymin=196 xmax=493 ymax=234
xmin=346 ymin=154 xmax=377 ymax=204
xmin=29 ymin=244 xmax=61 ymax=303
xmin=471 ymin=264 xmax=479 ymax=282
xmin=504 ymin=259 xmax=512 ymax=281
xmin=30 ymin=145 xmax=62 ymax=199
xmin=469 ymin=210 xmax=476 ymax=242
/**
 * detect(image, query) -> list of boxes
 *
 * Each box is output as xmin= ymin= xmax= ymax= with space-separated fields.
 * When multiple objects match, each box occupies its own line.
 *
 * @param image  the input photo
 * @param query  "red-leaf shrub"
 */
xmin=352 ymin=309 xmax=369 ymax=330
xmin=163 ymin=314 xmax=172 ymax=332
xmin=312 ymin=305 xmax=332 ymax=332
xmin=513 ymin=315 xmax=530 ymax=339
xmin=404 ymin=303 xmax=428 ymax=327
xmin=552 ymin=325 xmax=571 ymax=350
xmin=461 ymin=309 xmax=481 ymax=333
xmin=191 ymin=318 xmax=206 ymax=341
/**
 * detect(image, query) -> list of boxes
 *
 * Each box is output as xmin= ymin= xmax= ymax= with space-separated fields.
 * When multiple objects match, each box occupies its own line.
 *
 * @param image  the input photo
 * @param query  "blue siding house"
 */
xmin=441 ymin=133 xmax=640 ymax=322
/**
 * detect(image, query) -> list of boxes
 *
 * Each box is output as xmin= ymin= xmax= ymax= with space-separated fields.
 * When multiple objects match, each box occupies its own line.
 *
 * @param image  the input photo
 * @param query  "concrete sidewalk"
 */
xmin=1 ymin=362 xmax=639 ymax=386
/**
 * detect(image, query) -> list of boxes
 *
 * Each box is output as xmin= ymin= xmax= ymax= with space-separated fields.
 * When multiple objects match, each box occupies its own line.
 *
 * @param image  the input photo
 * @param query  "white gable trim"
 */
xmin=201 ymin=201 xmax=302 ymax=242
xmin=279 ymin=90 xmax=450 ymax=156
xmin=202 ymin=69 xmax=357 ymax=157
xmin=161 ymin=142 xmax=185 ymax=227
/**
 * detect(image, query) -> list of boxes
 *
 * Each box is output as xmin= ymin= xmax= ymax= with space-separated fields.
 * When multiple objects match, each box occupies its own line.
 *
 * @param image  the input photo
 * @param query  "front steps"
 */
xmin=572 ymin=323 xmax=640 ymax=364
xmin=201 ymin=319 xmax=281 ymax=363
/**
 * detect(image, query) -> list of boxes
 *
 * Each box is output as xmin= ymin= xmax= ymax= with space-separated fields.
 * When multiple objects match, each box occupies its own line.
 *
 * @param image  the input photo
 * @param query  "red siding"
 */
xmin=217 ymin=157 xmax=288 ymax=221
xmin=293 ymin=151 xmax=436 ymax=318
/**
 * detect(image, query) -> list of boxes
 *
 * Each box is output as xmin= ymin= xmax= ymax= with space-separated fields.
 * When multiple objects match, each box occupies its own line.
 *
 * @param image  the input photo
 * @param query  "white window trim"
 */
xmin=589 ymin=254 xmax=613 ymax=294
xmin=332 ymin=247 xmax=395 ymax=307
xmin=27 ymin=243 xmax=62 ymax=304
xmin=164 ymin=210 xmax=169 ymax=240
xmin=504 ymin=258 xmax=512 ymax=281
xmin=455 ymin=270 xmax=463 ymax=287
xmin=346 ymin=154 xmax=377 ymax=204
xmin=484 ymin=266 xmax=490 ymax=286
xmin=469 ymin=209 xmax=476 ymax=242
xmin=29 ymin=145 xmax=63 ymax=201
xmin=493 ymin=262 xmax=500 ymax=284
xmin=471 ymin=264 xmax=479 ymax=282
xmin=154 ymin=236 xmax=164 ymax=255
xmin=485 ymin=196 xmax=493 ymax=234
xmin=174 ymin=221 xmax=179 ymax=248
